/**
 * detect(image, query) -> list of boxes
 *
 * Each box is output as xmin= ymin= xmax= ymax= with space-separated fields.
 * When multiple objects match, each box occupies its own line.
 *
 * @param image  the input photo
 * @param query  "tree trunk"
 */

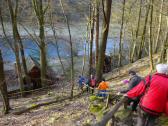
xmin=7 ymin=0 xmax=24 ymax=96
xmin=17 ymin=32 xmax=30 ymax=85
xmin=82 ymin=24 xmax=89 ymax=75
xmin=39 ymin=1 xmax=47 ymax=87
xmin=159 ymin=16 xmax=168 ymax=63
xmin=149 ymin=0 xmax=154 ymax=70
xmin=129 ymin=26 xmax=135 ymax=63
xmin=154 ymin=0 xmax=164 ymax=53
xmin=50 ymin=27 xmax=66 ymax=76
xmin=89 ymin=2 xmax=95 ymax=75
xmin=138 ymin=3 xmax=150 ymax=59
xmin=49 ymin=7 xmax=66 ymax=76
xmin=32 ymin=0 xmax=47 ymax=87
xmin=160 ymin=32 xmax=168 ymax=63
xmin=96 ymin=0 xmax=112 ymax=82
xmin=59 ymin=0 xmax=74 ymax=98
xmin=118 ymin=0 xmax=126 ymax=67
xmin=0 ymin=50 xmax=10 ymax=114
xmin=130 ymin=0 xmax=142 ymax=63
xmin=95 ymin=0 xmax=100 ymax=68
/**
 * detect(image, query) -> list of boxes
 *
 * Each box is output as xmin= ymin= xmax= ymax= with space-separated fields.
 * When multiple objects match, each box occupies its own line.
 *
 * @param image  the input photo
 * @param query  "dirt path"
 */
xmin=0 ymin=91 xmax=96 ymax=126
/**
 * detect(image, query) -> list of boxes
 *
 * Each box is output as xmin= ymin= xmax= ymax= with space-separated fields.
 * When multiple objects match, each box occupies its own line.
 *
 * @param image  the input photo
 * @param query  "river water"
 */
xmin=0 ymin=37 xmax=128 ymax=62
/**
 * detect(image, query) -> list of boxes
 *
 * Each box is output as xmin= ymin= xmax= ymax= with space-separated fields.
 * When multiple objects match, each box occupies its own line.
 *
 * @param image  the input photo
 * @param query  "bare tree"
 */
xmin=118 ymin=0 xmax=126 ymax=67
xmin=130 ymin=0 xmax=143 ymax=63
xmin=138 ymin=2 xmax=150 ymax=59
xmin=32 ymin=0 xmax=48 ymax=87
xmin=95 ymin=0 xmax=100 ymax=68
xmin=7 ymin=0 xmax=29 ymax=85
xmin=0 ymin=50 xmax=10 ymax=114
xmin=159 ymin=32 xmax=168 ymax=63
xmin=89 ymin=1 xmax=95 ymax=75
xmin=82 ymin=23 xmax=89 ymax=76
xmin=7 ymin=0 xmax=25 ymax=96
xmin=59 ymin=0 xmax=74 ymax=98
xmin=154 ymin=0 xmax=164 ymax=53
xmin=49 ymin=6 xmax=66 ymax=76
xmin=96 ymin=0 xmax=112 ymax=82
xmin=159 ymin=16 xmax=168 ymax=63
xmin=149 ymin=0 xmax=154 ymax=70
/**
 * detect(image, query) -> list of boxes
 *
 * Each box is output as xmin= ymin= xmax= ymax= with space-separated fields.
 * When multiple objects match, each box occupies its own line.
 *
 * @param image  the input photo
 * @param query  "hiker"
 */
xmin=97 ymin=78 xmax=109 ymax=97
xmin=78 ymin=75 xmax=85 ymax=91
xmin=126 ymin=64 xmax=168 ymax=126
xmin=118 ymin=70 xmax=142 ymax=111
xmin=120 ymin=70 xmax=142 ymax=93
xmin=90 ymin=74 xmax=96 ymax=94
xmin=85 ymin=77 xmax=90 ymax=92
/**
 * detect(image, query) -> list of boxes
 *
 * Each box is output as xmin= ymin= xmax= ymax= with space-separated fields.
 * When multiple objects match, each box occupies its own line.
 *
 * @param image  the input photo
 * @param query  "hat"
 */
xmin=128 ymin=70 xmax=136 ymax=75
xmin=156 ymin=64 xmax=168 ymax=74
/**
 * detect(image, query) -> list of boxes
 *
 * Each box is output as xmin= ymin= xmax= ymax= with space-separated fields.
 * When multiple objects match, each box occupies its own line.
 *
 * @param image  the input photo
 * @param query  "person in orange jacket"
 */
xmin=97 ymin=78 xmax=109 ymax=97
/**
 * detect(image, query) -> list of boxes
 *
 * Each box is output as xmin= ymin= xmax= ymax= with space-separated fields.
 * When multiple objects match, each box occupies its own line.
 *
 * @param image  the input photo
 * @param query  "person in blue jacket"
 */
xmin=78 ymin=75 xmax=85 ymax=91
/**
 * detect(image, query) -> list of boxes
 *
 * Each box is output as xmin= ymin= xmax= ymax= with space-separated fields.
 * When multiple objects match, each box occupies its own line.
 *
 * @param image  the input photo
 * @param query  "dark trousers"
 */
xmin=90 ymin=86 xmax=95 ymax=94
xmin=136 ymin=108 xmax=158 ymax=126
xmin=86 ymin=86 xmax=90 ymax=92
xmin=124 ymin=98 xmax=139 ymax=112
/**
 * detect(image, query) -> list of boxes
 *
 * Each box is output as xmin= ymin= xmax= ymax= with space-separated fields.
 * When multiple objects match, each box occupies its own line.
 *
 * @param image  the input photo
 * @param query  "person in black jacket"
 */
xmin=119 ymin=70 xmax=142 ymax=111
xmin=120 ymin=70 xmax=142 ymax=93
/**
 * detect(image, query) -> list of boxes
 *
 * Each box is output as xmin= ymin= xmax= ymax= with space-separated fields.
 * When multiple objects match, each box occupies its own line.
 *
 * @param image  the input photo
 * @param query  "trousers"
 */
xmin=136 ymin=107 xmax=158 ymax=126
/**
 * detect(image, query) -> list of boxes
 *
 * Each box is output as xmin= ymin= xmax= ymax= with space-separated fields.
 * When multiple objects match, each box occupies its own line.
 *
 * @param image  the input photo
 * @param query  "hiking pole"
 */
xmin=94 ymin=96 xmax=128 ymax=126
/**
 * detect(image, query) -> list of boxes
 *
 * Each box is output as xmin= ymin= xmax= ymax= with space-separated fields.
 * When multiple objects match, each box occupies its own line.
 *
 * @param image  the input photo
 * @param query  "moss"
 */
xmin=159 ymin=116 xmax=168 ymax=126
xmin=82 ymin=123 xmax=91 ymax=126
xmin=43 ymin=106 xmax=50 ymax=110
xmin=115 ymin=107 xmax=132 ymax=120
xmin=89 ymin=104 xmax=103 ymax=113
xmin=89 ymin=95 xmax=105 ymax=103
xmin=31 ymin=103 xmax=37 ymax=108
xmin=89 ymin=95 xmax=98 ymax=101
xmin=96 ymin=108 xmax=110 ymax=120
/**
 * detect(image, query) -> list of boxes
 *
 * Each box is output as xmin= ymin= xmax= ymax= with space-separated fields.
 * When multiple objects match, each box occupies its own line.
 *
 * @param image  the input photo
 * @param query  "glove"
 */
xmin=117 ymin=92 xmax=121 ymax=95
xmin=124 ymin=94 xmax=128 ymax=97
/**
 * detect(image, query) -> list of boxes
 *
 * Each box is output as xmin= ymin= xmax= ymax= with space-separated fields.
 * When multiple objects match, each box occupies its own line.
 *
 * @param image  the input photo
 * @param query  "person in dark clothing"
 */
xmin=85 ymin=77 xmax=90 ymax=92
xmin=119 ymin=70 xmax=142 ymax=111
xmin=120 ymin=70 xmax=142 ymax=93
xmin=78 ymin=76 xmax=85 ymax=91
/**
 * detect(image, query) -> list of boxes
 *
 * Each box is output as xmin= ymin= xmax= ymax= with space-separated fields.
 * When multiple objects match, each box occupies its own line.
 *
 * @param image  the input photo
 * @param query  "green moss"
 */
xmin=89 ymin=95 xmax=105 ymax=102
xmin=82 ymin=123 xmax=91 ymax=126
xmin=89 ymin=95 xmax=98 ymax=101
xmin=43 ymin=106 xmax=50 ymax=110
xmin=31 ymin=103 xmax=37 ymax=108
xmin=115 ymin=107 xmax=132 ymax=120
xmin=96 ymin=108 xmax=110 ymax=120
xmin=159 ymin=116 xmax=168 ymax=126
xmin=89 ymin=104 xmax=103 ymax=113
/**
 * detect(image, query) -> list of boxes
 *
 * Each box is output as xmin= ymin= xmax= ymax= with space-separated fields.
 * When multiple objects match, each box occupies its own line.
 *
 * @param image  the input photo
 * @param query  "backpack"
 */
xmin=140 ymin=75 xmax=152 ymax=98
xmin=130 ymin=75 xmax=152 ymax=102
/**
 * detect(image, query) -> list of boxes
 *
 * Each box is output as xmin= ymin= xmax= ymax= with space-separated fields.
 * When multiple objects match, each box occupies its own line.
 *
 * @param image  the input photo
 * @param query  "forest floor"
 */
xmin=0 ymin=54 xmax=168 ymax=126
xmin=0 ymin=85 xmax=97 ymax=126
